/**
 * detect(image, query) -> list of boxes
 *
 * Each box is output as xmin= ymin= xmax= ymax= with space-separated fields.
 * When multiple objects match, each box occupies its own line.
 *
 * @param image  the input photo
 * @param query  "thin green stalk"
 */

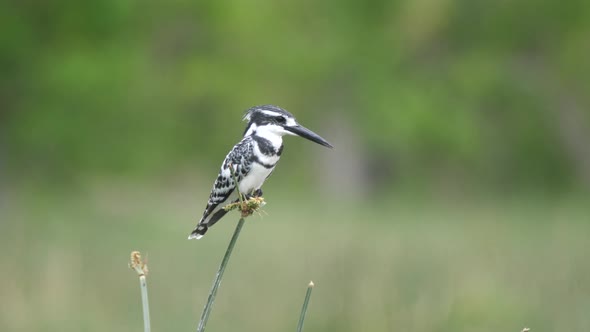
xmin=138 ymin=275 xmax=151 ymax=332
xmin=130 ymin=251 xmax=151 ymax=332
xmin=296 ymin=281 xmax=315 ymax=332
xmin=197 ymin=217 xmax=245 ymax=332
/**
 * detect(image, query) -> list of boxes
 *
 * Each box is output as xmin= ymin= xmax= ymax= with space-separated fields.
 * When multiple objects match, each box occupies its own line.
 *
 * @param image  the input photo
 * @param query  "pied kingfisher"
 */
xmin=189 ymin=105 xmax=333 ymax=239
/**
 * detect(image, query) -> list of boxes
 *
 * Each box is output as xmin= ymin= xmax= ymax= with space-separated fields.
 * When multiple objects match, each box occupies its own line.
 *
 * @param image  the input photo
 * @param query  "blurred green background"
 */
xmin=1 ymin=0 xmax=590 ymax=331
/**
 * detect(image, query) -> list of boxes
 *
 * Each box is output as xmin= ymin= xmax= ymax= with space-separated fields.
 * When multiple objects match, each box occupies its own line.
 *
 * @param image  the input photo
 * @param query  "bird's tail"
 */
xmin=188 ymin=223 xmax=208 ymax=240
xmin=188 ymin=206 xmax=230 ymax=240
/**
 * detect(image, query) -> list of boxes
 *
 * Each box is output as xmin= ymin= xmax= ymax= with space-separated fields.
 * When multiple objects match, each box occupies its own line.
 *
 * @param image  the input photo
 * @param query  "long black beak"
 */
xmin=285 ymin=124 xmax=333 ymax=148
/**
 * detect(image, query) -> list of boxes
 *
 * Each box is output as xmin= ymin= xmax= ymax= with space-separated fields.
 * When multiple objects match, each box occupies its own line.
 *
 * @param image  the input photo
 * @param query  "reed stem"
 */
xmin=296 ymin=281 xmax=315 ymax=332
xmin=196 ymin=217 xmax=246 ymax=332
xmin=130 ymin=251 xmax=151 ymax=332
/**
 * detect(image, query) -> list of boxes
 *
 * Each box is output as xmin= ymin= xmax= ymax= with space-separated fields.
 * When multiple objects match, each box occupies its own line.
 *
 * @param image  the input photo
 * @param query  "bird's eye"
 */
xmin=276 ymin=116 xmax=286 ymax=123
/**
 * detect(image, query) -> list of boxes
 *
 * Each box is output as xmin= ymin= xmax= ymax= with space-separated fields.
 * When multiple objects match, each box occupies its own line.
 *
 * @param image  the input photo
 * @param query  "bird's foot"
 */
xmin=243 ymin=189 xmax=263 ymax=200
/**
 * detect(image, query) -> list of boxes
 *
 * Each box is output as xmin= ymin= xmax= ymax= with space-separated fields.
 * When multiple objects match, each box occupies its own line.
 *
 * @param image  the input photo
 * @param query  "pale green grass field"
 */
xmin=1 ymin=184 xmax=589 ymax=332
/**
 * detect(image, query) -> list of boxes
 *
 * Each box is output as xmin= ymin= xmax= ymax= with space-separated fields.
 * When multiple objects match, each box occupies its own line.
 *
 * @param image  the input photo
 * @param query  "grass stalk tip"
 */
xmin=296 ymin=281 xmax=315 ymax=332
xmin=129 ymin=251 xmax=151 ymax=332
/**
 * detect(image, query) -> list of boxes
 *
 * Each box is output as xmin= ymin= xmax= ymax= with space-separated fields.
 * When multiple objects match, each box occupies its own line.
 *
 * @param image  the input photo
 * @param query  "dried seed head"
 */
xmin=223 ymin=196 xmax=266 ymax=218
xmin=130 ymin=251 xmax=148 ymax=276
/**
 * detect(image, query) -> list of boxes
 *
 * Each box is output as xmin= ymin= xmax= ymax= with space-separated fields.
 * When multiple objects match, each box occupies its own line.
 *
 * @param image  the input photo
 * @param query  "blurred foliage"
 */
xmin=1 ymin=0 xmax=590 ymax=192
xmin=1 ymin=2 xmax=590 ymax=331
xmin=1 ymin=188 xmax=589 ymax=332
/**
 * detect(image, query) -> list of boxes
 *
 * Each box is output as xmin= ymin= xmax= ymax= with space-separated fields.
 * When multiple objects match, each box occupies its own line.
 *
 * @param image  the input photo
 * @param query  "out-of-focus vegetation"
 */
xmin=2 ymin=0 xmax=589 ymax=192
xmin=2 ymin=189 xmax=590 ymax=332
xmin=1 ymin=0 xmax=590 ymax=331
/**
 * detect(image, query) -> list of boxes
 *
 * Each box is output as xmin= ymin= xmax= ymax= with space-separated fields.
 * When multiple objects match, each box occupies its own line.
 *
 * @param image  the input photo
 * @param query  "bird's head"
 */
xmin=243 ymin=105 xmax=333 ymax=148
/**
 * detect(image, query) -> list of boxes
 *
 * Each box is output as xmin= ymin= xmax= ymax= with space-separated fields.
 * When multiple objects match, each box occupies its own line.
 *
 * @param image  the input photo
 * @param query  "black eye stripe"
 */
xmin=276 ymin=116 xmax=286 ymax=123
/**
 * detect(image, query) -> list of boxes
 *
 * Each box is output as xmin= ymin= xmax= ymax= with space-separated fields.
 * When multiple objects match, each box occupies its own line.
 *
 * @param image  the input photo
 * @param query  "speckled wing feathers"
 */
xmin=189 ymin=137 xmax=254 ymax=239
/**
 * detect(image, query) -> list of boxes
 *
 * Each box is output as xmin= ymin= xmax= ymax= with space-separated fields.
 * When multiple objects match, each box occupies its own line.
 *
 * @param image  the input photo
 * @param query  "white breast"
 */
xmin=239 ymin=162 xmax=274 ymax=194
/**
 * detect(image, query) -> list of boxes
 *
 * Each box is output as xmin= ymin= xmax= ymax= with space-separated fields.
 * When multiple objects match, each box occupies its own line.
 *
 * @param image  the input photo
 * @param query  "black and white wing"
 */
xmin=189 ymin=137 xmax=254 ymax=239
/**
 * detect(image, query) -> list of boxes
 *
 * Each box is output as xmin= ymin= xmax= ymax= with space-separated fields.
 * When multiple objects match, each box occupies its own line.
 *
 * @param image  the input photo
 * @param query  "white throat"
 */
xmin=254 ymin=124 xmax=284 ymax=149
